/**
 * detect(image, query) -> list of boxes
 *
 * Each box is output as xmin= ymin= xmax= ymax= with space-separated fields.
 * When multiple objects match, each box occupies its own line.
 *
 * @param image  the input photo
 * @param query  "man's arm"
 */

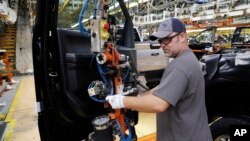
xmin=123 ymin=87 xmax=170 ymax=112
xmin=140 ymin=85 xmax=159 ymax=95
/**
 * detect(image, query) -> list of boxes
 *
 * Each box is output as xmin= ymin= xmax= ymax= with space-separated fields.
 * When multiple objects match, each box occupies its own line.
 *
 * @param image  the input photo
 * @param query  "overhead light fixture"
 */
xmin=71 ymin=16 xmax=93 ymax=28
xmin=217 ymin=27 xmax=236 ymax=30
xmin=187 ymin=29 xmax=206 ymax=33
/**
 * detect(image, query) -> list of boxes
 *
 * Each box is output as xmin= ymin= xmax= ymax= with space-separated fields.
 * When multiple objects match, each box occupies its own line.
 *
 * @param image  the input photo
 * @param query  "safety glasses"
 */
xmin=158 ymin=33 xmax=181 ymax=45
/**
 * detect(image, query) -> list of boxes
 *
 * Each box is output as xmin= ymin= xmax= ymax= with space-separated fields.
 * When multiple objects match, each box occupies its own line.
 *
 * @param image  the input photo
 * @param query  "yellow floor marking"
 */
xmin=3 ymin=79 xmax=24 ymax=141
xmin=138 ymin=133 xmax=156 ymax=141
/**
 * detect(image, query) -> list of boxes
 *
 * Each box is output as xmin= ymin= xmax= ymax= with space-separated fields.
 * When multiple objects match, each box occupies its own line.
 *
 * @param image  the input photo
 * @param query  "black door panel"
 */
xmin=57 ymin=29 xmax=106 ymax=118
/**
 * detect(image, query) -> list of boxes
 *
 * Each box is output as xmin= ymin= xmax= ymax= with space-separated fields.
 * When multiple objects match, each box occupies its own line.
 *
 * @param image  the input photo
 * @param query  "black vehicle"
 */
xmin=201 ymin=26 xmax=250 ymax=140
xmin=32 ymin=0 xmax=250 ymax=141
xmin=231 ymin=27 xmax=250 ymax=49
xmin=32 ymin=0 xmax=163 ymax=140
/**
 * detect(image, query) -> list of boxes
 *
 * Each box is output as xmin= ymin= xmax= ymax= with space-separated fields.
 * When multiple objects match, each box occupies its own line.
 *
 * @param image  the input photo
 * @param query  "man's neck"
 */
xmin=177 ymin=45 xmax=189 ymax=57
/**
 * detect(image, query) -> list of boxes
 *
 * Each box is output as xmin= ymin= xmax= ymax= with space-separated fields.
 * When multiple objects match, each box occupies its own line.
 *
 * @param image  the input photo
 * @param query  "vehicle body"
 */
xmin=32 ymin=0 xmax=250 ymax=140
xmin=116 ymin=25 xmax=167 ymax=87
xmin=32 ymin=0 xmax=165 ymax=140
xmin=201 ymin=26 xmax=250 ymax=140
xmin=231 ymin=27 xmax=250 ymax=49
xmin=189 ymin=26 xmax=229 ymax=59
xmin=116 ymin=26 xmax=167 ymax=88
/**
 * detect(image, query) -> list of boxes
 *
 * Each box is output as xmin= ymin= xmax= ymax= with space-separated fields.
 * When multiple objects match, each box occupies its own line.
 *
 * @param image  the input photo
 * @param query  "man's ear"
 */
xmin=180 ymin=33 xmax=186 ymax=42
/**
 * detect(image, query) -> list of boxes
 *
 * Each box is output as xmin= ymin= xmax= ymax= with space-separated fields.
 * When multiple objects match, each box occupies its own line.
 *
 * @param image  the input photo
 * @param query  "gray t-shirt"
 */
xmin=154 ymin=49 xmax=212 ymax=141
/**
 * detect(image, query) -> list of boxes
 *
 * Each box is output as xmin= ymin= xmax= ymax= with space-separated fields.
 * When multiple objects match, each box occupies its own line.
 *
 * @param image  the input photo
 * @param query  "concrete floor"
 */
xmin=7 ymin=75 xmax=155 ymax=140
xmin=8 ymin=76 xmax=40 ymax=141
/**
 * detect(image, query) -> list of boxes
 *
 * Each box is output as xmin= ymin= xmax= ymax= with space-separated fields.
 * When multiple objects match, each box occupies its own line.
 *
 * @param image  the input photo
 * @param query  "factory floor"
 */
xmin=2 ymin=75 xmax=156 ymax=141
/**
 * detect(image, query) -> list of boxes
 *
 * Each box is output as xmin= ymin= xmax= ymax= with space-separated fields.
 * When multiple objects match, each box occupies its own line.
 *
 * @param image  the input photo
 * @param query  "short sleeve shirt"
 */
xmin=154 ymin=49 xmax=212 ymax=141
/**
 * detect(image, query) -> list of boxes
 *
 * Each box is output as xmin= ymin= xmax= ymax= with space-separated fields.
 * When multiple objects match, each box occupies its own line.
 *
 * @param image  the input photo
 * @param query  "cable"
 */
xmin=125 ymin=117 xmax=133 ymax=141
xmin=93 ymin=0 xmax=98 ymax=18
xmin=115 ymin=116 xmax=133 ymax=141
xmin=108 ymin=78 xmax=114 ymax=95
xmin=96 ymin=61 xmax=115 ymax=96
xmin=89 ymin=94 xmax=105 ymax=103
xmin=115 ymin=119 xmax=126 ymax=141
xmin=96 ymin=62 xmax=108 ymax=85
xmin=122 ymin=68 xmax=130 ymax=82
xmin=79 ymin=0 xmax=91 ymax=37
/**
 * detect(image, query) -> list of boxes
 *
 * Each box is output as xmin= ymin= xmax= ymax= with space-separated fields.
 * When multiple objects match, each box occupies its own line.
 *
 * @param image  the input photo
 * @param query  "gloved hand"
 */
xmin=105 ymin=95 xmax=125 ymax=109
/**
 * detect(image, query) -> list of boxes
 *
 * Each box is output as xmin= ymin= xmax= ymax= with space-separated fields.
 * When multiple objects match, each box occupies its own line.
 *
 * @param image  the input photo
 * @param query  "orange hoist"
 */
xmin=85 ymin=0 xmax=138 ymax=140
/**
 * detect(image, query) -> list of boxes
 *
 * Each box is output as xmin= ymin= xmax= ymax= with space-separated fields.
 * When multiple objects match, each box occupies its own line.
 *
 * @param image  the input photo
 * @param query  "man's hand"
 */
xmin=106 ymin=95 xmax=125 ymax=109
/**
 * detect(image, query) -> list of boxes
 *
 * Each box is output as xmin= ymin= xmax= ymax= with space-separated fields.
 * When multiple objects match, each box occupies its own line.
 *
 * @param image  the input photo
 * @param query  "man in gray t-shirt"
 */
xmin=154 ymin=48 xmax=212 ymax=141
xmin=106 ymin=18 xmax=213 ymax=141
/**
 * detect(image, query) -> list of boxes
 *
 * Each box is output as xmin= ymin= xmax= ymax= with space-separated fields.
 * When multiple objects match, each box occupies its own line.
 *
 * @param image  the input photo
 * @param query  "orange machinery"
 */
xmin=86 ymin=0 xmax=137 ymax=140
xmin=0 ymin=50 xmax=13 ymax=86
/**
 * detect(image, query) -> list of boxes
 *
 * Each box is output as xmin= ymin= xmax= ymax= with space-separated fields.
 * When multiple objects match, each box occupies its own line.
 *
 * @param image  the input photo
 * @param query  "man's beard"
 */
xmin=165 ymin=52 xmax=172 ymax=58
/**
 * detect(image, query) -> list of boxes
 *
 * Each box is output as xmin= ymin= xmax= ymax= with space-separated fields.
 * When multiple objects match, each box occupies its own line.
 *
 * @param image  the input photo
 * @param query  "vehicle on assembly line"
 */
xmin=32 ymin=0 xmax=250 ymax=141
xmin=116 ymin=26 xmax=167 ymax=88
xmin=201 ymin=26 xmax=250 ymax=140
xmin=32 ymin=0 xmax=165 ymax=140
xmin=188 ymin=26 xmax=230 ymax=59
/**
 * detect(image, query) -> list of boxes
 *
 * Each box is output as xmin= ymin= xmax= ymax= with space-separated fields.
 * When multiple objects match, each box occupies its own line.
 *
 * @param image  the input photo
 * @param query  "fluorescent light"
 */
xmin=187 ymin=27 xmax=236 ymax=33
xmin=217 ymin=27 xmax=236 ymax=30
xmin=71 ymin=16 xmax=93 ymax=28
xmin=71 ymin=0 xmax=149 ymax=28
xmin=187 ymin=29 xmax=206 ymax=33
xmin=71 ymin=23 xmax=79 ymax=28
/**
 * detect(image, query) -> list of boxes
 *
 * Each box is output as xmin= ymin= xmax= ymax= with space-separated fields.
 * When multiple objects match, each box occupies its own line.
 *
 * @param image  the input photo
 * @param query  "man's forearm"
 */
xmin=123 ymin=88 xmax=169 ymax=113
xmin=139 ymin=85 xmax=159 ymax=96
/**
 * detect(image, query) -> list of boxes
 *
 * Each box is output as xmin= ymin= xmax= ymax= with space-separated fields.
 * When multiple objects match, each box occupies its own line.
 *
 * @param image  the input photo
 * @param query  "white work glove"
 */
xmin=106 ymin=95 xmax=125 ymax=109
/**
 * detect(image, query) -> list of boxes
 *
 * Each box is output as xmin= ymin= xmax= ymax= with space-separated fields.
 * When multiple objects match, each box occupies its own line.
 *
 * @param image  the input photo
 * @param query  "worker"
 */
xmin=106 ymin=18 xmax=213 ymax=141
